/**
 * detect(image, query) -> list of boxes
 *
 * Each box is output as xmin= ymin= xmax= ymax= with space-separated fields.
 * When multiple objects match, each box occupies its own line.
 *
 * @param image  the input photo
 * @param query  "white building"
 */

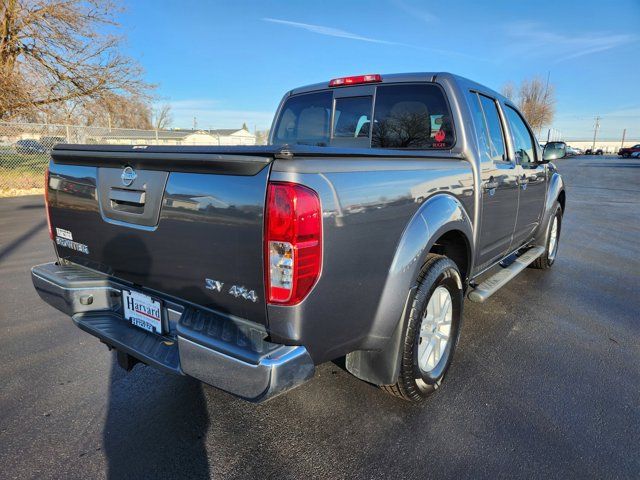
xmin=562 ymin=139 xmax=639 ymax=154
xmin=101 ymin=127 xmax=256 ymax=146
xmin=0 ymin=124 xmax=257 ymax=147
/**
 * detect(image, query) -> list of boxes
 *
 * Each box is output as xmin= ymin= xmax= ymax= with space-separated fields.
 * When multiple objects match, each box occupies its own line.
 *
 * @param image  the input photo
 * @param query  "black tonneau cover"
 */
xmin=51 ymin=144 xmax=466 ymax=175
xmin=51 ymin=144 xmax=286 ymax=175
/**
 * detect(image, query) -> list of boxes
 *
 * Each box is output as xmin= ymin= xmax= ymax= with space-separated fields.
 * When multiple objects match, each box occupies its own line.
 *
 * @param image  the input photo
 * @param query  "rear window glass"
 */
xmin=372 ymin=84 xmax=453 ymax=149
xmin=333 ymin=96 xmax=372 ymax=138
xmin=273 ymin=91 xmax=332 ymax=146
xmin=272 ymin=83 xmax=453 ymax=149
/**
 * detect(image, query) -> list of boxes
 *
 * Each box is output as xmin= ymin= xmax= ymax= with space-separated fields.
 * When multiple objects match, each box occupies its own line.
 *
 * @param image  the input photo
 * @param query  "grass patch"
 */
xmin=0 ymin=152 xmax=50 ymax=168
xmin=0 ymin=166 xmax=46 ymax=194
xmin=0 ymin=152 xmax=49 ymax=195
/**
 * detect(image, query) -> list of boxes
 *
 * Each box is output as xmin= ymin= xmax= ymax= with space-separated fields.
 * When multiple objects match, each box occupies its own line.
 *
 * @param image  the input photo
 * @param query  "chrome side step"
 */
xmin=467 ymin=246 xmax=545 ymax=303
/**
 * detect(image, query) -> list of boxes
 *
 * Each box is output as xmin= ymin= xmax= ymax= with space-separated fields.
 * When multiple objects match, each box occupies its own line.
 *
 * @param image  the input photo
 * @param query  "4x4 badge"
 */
xmin=206 ymin=278 xmax=258 ymax=302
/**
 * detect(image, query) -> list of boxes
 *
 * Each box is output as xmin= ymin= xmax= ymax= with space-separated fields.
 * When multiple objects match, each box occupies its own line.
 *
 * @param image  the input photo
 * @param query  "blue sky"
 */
xmin=119 ymin=0 xmax=640 ymax=140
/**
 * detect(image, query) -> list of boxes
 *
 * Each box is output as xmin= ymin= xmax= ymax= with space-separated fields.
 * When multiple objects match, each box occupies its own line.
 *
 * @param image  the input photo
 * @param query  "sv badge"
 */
xmin=205 ymin=278 xmax=224 ymax=292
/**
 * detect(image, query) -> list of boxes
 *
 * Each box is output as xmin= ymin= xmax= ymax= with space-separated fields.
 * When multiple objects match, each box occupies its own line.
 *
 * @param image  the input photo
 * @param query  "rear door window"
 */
xmin=372 ymin=84 xmax=454 ymax=149
xmin=468 ymin=92 xmax=508 ymax=164
xmin=504 ymin=105 xmax=536 ymax=165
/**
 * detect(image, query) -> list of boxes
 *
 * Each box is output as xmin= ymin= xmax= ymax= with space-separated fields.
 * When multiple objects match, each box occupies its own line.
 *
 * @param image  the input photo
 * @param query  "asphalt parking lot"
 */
xmin=1 ymin=155 xmax=639 ymax=479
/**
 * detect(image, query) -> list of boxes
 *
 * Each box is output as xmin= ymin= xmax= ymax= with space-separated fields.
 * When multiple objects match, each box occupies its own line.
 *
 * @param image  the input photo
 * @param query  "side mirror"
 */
xmin=542 ymin=141 xmax=567 ymax=162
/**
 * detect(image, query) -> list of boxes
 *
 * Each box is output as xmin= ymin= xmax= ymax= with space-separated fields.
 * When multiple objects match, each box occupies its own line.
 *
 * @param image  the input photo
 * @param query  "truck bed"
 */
xmin=47 ymin=143 xmax=469 ymax=334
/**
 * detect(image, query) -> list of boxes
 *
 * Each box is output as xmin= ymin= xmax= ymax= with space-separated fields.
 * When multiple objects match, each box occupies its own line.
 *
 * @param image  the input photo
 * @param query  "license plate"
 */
xmin=122 ymin=290 xmax=162 ymax=334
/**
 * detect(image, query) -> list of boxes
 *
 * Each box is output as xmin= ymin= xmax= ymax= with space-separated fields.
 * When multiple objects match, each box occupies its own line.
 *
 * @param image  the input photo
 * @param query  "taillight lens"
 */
xmin=265 ymin=182 xmax=322 ymax=305
xmin=44 ymin=167 xmax=53 ymax=240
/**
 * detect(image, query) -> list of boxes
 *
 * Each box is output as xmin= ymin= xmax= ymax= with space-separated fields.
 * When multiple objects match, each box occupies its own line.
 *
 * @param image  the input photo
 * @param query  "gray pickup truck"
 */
xmin=32 ymin=73 xmax=566 ymax=403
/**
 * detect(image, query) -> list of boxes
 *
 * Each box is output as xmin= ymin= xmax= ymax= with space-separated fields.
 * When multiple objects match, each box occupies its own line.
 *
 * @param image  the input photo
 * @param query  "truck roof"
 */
xmin=288 ymin=72 xmax=507 ymax=104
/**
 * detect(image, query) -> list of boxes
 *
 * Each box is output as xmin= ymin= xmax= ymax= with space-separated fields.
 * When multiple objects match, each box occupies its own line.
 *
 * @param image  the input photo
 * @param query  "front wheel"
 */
xmin=380 ymin=254 xmax=463 ymax=402
xmin=531 ymin=202 xmax=562 ymax=269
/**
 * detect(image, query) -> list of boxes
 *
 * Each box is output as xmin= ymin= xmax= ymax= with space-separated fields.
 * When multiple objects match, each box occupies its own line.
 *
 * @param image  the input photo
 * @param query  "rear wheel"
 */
xmin=380 ymin=254 xmax=463 ymax=402
xmin=531 ymin=202 xmax=562 ymax=269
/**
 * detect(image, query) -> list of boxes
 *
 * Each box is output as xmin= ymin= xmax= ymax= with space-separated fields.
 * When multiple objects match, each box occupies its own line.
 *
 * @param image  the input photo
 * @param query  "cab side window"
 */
xmin=505 ymin=105 xmax=536 ymax=166
xmin=468 ymin=92 xmax=507 ymax=164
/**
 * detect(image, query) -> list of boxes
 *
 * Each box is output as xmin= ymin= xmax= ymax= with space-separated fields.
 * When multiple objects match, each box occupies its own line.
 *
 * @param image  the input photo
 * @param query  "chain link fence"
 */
xmin=0 ymin=122 xmax=262 ymax=196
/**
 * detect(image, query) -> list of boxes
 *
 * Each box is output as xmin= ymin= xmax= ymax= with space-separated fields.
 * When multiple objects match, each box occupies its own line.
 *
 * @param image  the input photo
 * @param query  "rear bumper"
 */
xmin=31 ymin=262 xmax=315 ymax=402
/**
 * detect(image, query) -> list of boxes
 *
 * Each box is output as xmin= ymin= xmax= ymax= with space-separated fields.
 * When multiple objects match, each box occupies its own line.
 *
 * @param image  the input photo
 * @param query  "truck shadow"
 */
xmin=102 ymin=359 xmax=211 ymax=479
xmin=0 ymin=219 xmax=46 ymax=263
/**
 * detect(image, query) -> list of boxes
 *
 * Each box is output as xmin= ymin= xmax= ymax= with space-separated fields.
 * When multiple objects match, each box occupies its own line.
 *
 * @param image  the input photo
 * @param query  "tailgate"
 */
xmin=47 ymin=145 xmax=277 ymax=325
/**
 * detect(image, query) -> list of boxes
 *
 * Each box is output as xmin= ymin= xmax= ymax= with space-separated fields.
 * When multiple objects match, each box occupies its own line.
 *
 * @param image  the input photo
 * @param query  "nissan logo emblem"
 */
xmin=121 ymin=166 xmax=137 ymax=187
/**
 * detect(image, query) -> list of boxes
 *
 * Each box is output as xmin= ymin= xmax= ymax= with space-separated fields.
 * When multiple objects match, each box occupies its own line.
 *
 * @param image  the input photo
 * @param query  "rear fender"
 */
xmin=346 ymin=193 xmax=473 ymax=385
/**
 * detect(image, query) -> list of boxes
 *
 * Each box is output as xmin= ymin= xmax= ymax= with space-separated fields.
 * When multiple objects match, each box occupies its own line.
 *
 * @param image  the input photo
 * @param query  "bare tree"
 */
xmin=372 ymin=112 xmax=434 ymax=148
xmin=82 ymin=93 xmax=153 ymax=129
xmin=0 ymin=0 xmax=151 ymax=120
xmin=500 ymin=82 xmax=515 ymax=102
xmin=501 ymin=76 xmax=555 ymax=133
xmin=255 ymin=129 xmax=270 ymax=145
xmin=153 ymin=104 xmax=172 ymax=130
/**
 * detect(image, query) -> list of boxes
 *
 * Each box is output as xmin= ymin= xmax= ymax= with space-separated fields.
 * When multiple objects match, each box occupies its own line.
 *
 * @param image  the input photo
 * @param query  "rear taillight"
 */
xmin=44 ymin=167 xmax=53 ymax=240
xmin=265 ymin=182 xmax=322 ymax=305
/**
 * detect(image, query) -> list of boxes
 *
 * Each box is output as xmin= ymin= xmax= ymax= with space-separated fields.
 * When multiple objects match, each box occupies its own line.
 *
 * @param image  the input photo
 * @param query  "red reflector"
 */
xmin=265 ymin=182 xmax=322 ymax=305
xmin=44 ymin=167 xmax=53 ymax=240
xmin=329 ymin=74 xmax=382 ymax=87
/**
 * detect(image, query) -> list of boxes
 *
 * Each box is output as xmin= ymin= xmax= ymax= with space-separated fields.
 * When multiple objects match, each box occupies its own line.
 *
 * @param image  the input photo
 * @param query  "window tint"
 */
xmin=372 ymin=84 xmax=454 ymax=149
xmin=333 ymin=96 xmax=372 ymax=138
xmin=273 ymin=91 xmax=332 ymax=146
xmin=505 ymin=105 xmax=536 ymax=165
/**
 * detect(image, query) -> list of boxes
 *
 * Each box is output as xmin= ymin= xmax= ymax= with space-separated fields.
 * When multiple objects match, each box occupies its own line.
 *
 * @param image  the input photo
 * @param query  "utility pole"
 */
xmin=620 ymin=128 xmax=626 ymax=150
xmin=193 ymin=116 xmax=197 ymax=131
xmin=546 ymin=128 xmax=551 ymax=143
xmin=591 ymin=116 xmax=600 ymax=151
xmin=543 ymin=71 xmax=550 ymax=101
xmin=541 ymin=71 xmax=551 ymax=139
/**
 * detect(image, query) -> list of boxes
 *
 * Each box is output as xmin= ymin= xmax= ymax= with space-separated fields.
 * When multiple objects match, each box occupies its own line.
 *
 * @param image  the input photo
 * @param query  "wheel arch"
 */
xmin=535 ymin=171 xmax=565 ymax=246
xmin=346 ymin=193 xmax=473 ymax=386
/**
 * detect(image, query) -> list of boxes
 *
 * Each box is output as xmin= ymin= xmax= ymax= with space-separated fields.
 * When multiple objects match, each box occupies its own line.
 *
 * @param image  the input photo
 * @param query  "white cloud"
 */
xmin=262 ymin=17 xmax=401 ymax=45
xmin=393 ymin=0 xmax=438 ymax=23
xmin=504 ymin=22 xmax=637 ymax=62
xmin=602 ymin=106 xmax=640 ymax=118
xmin=263 ymin=17 xmax=487 ymax=61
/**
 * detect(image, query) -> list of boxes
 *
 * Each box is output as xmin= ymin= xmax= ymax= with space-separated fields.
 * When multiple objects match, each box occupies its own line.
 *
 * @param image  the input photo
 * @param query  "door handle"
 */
xmin=109 ymin=188 xmax=146 ymax=205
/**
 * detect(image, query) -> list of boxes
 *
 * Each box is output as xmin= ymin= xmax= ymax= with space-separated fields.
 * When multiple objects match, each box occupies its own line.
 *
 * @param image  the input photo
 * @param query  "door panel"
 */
xmin=478 ymin=162 xmax=519 ymax=265
xmin=503 ymin=105 xmax=547 ymax=246
xmin=515 ymin=163 xmax=546 ymax=241
xmin=468 ymin=92 xmax=520 ymax=270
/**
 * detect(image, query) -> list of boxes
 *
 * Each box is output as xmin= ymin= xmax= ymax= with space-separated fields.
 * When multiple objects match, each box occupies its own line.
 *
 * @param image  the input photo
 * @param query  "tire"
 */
xmin=380 ymin=254 xmax=463 ymax=402
xmin=530 ymin=202 xmax=562 ymax=269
